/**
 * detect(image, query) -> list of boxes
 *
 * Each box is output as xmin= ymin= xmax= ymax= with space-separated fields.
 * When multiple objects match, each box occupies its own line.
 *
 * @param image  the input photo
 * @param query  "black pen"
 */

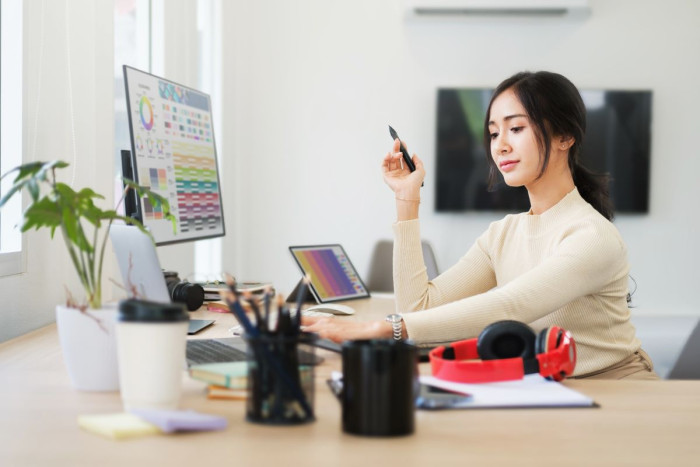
xmin=389 ymin=125 xmax=423 ymax=187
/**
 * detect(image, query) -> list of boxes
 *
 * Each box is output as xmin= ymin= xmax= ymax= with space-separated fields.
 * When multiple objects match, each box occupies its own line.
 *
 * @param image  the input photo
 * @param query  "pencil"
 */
xmin=243 ymin=290 xmax=264 ymax=333
xmin=294 ymin=274 xmax=310 ymax=331
xmin=220 ymin=289 xmax=257 ymax=337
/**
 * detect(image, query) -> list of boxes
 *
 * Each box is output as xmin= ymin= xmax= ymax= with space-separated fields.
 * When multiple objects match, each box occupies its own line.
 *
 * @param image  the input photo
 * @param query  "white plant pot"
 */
xmin=55 ymin=304 xmax=120 ymax=391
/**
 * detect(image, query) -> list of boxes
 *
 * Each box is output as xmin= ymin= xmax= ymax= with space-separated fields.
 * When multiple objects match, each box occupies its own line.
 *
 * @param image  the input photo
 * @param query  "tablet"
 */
xmin=289 ymin=244 xmax=370 ymax=303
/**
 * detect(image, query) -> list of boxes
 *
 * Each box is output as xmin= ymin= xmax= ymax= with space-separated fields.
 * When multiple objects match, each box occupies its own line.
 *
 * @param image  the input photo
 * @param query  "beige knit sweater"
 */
xmin=394 ymin=188 xmax=640 ymax=376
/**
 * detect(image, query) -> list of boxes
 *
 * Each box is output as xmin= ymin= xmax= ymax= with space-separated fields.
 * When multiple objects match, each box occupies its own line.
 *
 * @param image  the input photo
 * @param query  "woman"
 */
xmin=304 ymin=71 xmax=657 ymax=380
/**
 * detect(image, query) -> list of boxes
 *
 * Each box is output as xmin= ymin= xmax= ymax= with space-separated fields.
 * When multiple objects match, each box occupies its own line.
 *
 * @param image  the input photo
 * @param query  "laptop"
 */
xmin=109 ymin=223 xmax=170 ymax=303
xmin=110 ymin=224 xmax=244 ymax=362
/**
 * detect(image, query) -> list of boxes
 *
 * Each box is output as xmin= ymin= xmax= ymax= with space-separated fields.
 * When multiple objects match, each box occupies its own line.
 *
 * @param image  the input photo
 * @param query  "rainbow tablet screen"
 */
xmin=289 ymin=244 xmax=370 ymax=303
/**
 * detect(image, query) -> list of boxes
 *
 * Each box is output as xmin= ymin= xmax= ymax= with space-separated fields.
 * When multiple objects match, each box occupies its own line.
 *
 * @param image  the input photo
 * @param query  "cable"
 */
xmin=65 ymin=0 xmax=77 ymax=186
xmin=627 ymin=275 xmax=638 ymax=307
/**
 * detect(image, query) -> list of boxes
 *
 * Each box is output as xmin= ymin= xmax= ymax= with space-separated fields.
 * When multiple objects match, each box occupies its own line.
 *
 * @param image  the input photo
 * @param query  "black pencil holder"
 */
xmin=243 ymin=332 xmax=317 ymax=425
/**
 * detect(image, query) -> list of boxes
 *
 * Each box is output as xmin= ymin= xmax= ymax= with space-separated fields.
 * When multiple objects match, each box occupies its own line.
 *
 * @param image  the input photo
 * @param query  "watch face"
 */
xmin=386 ymin=314 xmax=401 ymax=323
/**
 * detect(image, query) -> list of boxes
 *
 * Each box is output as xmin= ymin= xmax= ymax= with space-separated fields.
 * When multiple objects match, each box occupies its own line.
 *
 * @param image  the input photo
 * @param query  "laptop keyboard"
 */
xmin=186 ymin=339 xmax=323 ymax=366
xmin=187 ymin=339 xmax=247 ymax=365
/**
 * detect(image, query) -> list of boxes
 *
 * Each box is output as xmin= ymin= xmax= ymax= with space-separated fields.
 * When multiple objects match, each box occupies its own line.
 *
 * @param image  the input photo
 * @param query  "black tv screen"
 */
xmin=435 ymin=88 xmax=652 ymax=213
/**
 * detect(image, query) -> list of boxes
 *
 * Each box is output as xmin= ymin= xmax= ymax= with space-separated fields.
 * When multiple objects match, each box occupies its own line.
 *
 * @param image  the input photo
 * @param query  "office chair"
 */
xmin=366 ymin=239 xmax=439 ymax=293
xmin=667 ymin=319 xmax=700 ymax=380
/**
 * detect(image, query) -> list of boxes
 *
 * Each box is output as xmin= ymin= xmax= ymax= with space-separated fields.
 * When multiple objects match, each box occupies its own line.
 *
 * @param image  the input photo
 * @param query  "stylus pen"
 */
xmin=388 ymin=125 xmax=423 ymax=187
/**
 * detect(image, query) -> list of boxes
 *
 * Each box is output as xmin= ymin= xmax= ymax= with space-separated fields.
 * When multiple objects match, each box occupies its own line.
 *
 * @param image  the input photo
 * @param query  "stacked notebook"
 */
xmin=188 ymin=361 xmax=248 ymax=400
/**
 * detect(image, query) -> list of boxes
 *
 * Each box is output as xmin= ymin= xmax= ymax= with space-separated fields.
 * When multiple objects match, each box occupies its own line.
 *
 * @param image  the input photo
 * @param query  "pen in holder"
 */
xmin=244 ymin=332 xmax=317 ymax=425
xmin=222 ymin=273 xmax=316 ymax=425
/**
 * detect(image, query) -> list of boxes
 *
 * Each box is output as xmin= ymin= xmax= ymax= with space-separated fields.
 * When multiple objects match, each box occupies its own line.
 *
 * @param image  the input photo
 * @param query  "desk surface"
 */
xmin=1 ymin=297 xmax=699 ymax=466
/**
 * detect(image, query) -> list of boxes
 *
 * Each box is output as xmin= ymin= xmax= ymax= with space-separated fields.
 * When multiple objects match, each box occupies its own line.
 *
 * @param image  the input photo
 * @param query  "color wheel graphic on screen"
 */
xmin=139 ymin=96 xmax=154 ymax=131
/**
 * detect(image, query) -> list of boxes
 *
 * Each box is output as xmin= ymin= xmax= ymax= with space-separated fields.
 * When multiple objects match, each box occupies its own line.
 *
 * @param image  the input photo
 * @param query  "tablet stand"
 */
xmin=286 ymin=279 xmax=317 ymax=304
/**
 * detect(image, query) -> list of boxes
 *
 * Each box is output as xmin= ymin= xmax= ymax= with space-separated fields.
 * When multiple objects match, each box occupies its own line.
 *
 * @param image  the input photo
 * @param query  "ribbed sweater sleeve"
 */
xmin=392 ymin=220 xmax=496 ymax=313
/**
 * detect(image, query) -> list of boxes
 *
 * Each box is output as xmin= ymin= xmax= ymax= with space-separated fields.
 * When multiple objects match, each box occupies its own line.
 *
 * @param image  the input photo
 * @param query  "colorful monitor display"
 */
xmin=123 ymin=66 xmax=225 ymax=245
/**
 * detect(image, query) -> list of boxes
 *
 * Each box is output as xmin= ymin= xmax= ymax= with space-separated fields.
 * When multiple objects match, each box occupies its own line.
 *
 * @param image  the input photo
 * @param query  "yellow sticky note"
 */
xmin=78 ymin=413 xmax=161 ymax=440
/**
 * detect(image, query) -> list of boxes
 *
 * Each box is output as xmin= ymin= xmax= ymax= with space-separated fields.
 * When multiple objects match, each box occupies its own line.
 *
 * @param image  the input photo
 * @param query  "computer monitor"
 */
xmin=122 ymin=65 xmax=225 ymax=245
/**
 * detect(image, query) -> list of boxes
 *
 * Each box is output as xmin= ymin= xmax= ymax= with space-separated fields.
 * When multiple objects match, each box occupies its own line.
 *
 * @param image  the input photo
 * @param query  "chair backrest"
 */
xmin=422 ymin=240 xmax=439 ymax=281
xmin=366 ymin=239 xmax=439 ymax=293
xmin=667 ymin=319 xmax=700 ymax=380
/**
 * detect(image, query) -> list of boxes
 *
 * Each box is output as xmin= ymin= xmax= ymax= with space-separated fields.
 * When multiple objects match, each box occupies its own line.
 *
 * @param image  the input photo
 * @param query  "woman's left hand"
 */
xmin=301 ymin=315 xmax=391 ymax=343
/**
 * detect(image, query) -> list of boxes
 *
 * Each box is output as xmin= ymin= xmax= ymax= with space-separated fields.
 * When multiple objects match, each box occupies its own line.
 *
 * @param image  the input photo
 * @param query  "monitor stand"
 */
xmin=286 ymin=278 xmax=317 ymax=304
xmin=120 ymin=149 xmax=142 ymax=222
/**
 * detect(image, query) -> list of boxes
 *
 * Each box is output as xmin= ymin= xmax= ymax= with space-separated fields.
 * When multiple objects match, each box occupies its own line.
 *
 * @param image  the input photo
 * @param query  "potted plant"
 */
xmin=0 ymin=160 xmax=175 ymax=391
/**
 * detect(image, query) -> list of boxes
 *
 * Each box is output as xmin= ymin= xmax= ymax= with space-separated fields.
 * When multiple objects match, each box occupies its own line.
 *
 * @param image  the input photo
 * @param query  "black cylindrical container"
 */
xmin=243 ymin=332 xmax=318 ymax=425
xmin=341 ymin=339 xmax=418 ymax=436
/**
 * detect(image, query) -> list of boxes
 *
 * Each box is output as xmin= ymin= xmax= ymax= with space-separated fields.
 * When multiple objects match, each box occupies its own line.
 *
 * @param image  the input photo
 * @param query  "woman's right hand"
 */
xmin=382 ymin=138 xmax=425 ymax=198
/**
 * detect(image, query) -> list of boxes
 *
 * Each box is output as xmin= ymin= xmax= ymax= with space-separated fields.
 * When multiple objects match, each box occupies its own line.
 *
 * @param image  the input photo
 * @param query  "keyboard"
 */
xmin=186 ymin=339 xmax=247 ymax=365
xmin=186 ymin=338 xmax=323 ymax=366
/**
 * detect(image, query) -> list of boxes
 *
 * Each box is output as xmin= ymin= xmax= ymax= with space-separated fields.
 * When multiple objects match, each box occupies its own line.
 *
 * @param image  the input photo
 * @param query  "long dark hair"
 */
xmin=483 ymin=71 xmax=614 ymax=220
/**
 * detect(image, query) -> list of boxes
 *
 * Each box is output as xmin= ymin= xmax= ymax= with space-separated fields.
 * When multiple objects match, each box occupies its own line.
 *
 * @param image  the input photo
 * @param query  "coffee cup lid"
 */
xmin=118 ymin=298 xmax=188 ymax=323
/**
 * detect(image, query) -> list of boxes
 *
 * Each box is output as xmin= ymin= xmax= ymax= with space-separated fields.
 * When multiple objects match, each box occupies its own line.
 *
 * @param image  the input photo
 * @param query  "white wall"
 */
xmin=2 ymin=0 xmax=697 ymax=343
xmin=0 ymin=0 xmax=114 ymax=342
xmin=218 ymin=0 xmax=700 ymax=316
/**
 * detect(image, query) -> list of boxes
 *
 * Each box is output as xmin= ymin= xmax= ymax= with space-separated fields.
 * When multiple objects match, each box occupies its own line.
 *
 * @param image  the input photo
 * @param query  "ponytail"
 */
xmin=571 ymin=162 xmax=614 ymax=221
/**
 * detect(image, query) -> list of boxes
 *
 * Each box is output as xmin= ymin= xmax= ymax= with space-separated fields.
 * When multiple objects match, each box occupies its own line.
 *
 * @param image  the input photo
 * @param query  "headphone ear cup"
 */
xmin=536 ymin=327 xmax=566 ymax=381
xmin=535 ymin=327 xmax=554 ymax=355
xmin=477 ymin=320 xmax=536 ymax=360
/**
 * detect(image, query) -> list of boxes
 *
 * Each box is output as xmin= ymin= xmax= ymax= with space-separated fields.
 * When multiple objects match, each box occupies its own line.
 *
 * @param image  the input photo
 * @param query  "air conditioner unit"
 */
xmin=404 ymin=0 xmax=591 ymax=19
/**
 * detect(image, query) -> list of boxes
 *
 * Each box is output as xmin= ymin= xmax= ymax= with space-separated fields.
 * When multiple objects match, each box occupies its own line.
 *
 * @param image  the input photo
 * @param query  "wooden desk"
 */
xmin=1 ymin=297 xmax=699 ymax=466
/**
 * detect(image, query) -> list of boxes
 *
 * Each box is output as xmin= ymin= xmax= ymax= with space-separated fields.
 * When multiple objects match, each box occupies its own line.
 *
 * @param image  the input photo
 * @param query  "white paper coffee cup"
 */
xmin=117 ymin=299 xmax=189 ymax=411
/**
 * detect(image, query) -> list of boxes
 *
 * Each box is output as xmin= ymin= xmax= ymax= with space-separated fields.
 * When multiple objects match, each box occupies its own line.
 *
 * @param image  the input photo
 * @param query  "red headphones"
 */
xmin=429 ymin=320 xmax=576 ymax=383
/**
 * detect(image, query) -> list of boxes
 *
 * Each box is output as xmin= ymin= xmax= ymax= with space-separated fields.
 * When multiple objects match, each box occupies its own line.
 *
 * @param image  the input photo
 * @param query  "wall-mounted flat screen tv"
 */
xmin=435 ymin=88 xmax=652 ymax=214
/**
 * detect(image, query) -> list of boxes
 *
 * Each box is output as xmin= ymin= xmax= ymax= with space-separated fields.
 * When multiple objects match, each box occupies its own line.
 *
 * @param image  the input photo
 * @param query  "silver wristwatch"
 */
xmin=385 ymin=314 xmax=404 ymax=341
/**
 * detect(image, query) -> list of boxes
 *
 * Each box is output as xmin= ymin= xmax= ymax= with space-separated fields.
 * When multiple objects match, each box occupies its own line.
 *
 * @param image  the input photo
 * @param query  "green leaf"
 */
xmin=121 ymin=216 xmax=156 ymax=243
xmin=0 ymin=183 xmax=23 ymax=209
xmin=61 ymin=206 xmax=93 ymax=253
xmin=77 ymin=187 xmax=104 ymax=200
xmin=34 ymin=160 xmax=69 ymax=183
xmin=20 ymin=197 xmax=62 ymax=231
xmin=122 ymin=178 xmax=178 ymax=234
xmin=1 ymin=161 xmax=41 ymax=183
xmin=27 ymin=179 xmax=40 ymax=202
xmin=54 ymin=182 xmax=79 ymax=198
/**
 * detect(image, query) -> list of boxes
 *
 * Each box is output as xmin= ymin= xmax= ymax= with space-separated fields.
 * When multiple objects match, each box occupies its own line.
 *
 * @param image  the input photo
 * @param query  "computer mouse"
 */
xmin=304 ymin=303 xmax=356 ymax=316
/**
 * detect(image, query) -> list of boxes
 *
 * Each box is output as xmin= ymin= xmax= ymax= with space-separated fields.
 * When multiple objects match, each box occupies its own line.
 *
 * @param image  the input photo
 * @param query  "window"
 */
xmin=114 ymin=0 xmax=151 ymax=181
xmin=113 ymin=0 xmax=223 ymax=279
xmin=0 ymin=0 xmax=24 ymax=276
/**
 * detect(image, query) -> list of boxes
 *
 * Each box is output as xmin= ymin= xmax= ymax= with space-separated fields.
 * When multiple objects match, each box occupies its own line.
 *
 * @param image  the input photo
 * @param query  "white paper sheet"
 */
xmin=419 ymin=374 xmax=595 ymax=408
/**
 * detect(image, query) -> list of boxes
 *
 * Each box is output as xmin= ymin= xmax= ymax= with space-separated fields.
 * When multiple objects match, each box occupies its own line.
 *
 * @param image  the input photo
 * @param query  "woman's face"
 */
xmin=488 ymin=88 xmax=543 ymax=188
